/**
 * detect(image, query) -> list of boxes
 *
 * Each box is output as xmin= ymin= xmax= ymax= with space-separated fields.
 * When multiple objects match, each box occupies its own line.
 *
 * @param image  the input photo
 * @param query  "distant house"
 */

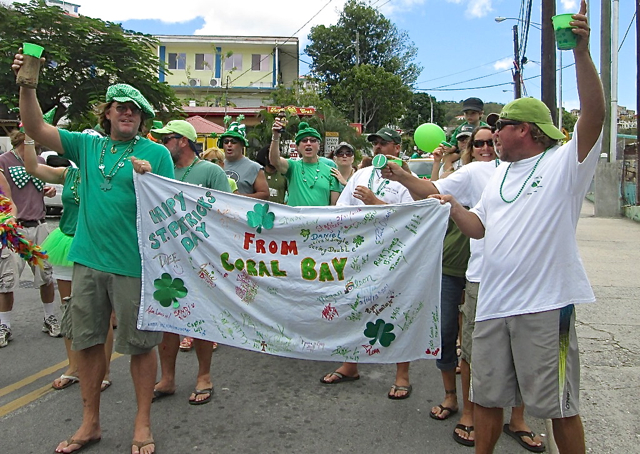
xmin=45 ymin=0 xmax=80 ymax=16
xmin=154 ymin=35 xmax=299 ymax=127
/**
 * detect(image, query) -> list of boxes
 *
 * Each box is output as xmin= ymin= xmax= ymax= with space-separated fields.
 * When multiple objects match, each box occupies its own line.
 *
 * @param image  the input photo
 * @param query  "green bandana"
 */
xmin=294 ymin=122 xmax=322 ymax=145
xmin=105 ymin=84 xmax=155 ymax=118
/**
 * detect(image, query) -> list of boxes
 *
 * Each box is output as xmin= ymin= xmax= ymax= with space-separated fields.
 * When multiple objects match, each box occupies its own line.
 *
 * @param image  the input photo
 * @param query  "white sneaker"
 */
xmin=0 ymin=324 xmax=12 ymax=347
xmin=43 ymin=315 xmax=62 ymax=338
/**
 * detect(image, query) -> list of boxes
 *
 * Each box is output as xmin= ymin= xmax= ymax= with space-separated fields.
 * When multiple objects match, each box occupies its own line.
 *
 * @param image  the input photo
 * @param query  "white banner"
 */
xmin=135 ymin=173 xmax=450 ymax=363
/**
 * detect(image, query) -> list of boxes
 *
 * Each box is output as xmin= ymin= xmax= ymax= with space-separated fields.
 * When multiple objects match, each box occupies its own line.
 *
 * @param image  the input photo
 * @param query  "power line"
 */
xmin=422 ymin=68 xmax=512 ymax=90
xmin=415 ymin=55 xmax=512 ymax=84
xmin=619 ymin=12 xmax=636 ymax=52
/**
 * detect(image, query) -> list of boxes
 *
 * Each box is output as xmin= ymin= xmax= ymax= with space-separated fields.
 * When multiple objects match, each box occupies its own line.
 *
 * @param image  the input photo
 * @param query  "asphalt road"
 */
xmin=1 ymin=203 xmax=637 ymax=453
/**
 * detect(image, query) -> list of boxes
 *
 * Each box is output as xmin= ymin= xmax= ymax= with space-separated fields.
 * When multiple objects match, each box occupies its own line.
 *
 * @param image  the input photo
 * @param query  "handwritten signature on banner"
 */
xmin=135 ymin=173 xmax=450 ymax=363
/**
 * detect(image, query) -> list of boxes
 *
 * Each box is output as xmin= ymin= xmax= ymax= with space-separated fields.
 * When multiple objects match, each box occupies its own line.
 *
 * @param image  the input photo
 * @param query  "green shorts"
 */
xmin=68 ymin=263 xmax=162 ymax=355
xmin=460 ymin=280 xmax=478 ymax=363
xmin=470 ymin=305 xmax=581 ymax=419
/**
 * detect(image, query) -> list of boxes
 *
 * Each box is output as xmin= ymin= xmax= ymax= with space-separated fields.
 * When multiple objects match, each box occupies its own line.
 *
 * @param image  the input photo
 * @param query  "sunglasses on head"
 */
xmin=223 ymin=138 xmax=239 ymax=145
xmin=495 ymin=119 xmax=522 ymax=131
xmin=300 ymin=137 xmax=319 ymax=144
xmin=473 ymin=139 xmax=494 ymax=148
xmin=114 ymin=103 xmax=141 ymax=115
xmin=335 ymin=149 xmax=354 ymax=157
xmin=162 ymin=134 xmax=182 ymax=144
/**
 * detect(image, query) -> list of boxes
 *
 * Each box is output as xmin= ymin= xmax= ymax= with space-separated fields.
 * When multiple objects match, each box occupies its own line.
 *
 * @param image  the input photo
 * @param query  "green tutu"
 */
xmin=41 ymin=228 xmax=74 ymax=267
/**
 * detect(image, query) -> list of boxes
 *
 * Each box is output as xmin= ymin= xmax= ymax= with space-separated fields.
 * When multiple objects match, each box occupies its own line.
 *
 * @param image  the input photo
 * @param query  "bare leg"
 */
xmin=0 ymin=292 xmax=14 ymax=312
xmin=552 ymin=415 xmax=585 ymax=454
xmin=40 ymin=281 xmax=55 ymax=304
xmin=155 ymin=332 xmax=179 ymax=394
xmin=130 ymin=349 xmax=157 ymax=454
xmin=55 ymin=344 xmax=105 ymax=453
xmin=388 ymin=362 xmax=411 ymax=398
xmin=430 ymin=368 xmax=458 ymax=418
xmin=454 ymin=358 xmax=475 ymax=443
xmin=189 ymin=339 xmax=214 ymax=403
xmin=53 ymin=281 xmax=78 ymax=389
xmin=321 ymin=362 xmax=360 ymax=383
xmin=474 ymin=404 xmax=503 ymax=454
xmin=102 ymin=313 xmax=115 ymax=387
xmin=507 ymin=405 xmax=544 ymax=450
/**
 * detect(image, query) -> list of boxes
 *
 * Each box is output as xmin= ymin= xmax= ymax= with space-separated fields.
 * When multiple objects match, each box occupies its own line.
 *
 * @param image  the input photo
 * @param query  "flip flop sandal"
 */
xmin=503 ymin=424 xmax=546 ymax=453
xmin=57 ymin=437 xmax=101 ymax=453
xmin=388 ymin=384 xmax=412 ymax=400
xmin=452 ymin=424 xmax=475 ymax=447
xmin=152 ymin=388 xmax=175 ymax=402
xmin=179 ymin=336 xmax=194 ymax=351
xmin=52 ymin=374 xmax=79 ymax=390
xmin=132 ymin=438 xmax=155 ymax=454
xmin=319 ymin=371 xmax=360 ymax=384
xmin=100 ymin=380 xmax=112 ymax=392
xmin=189 ymin=387 xmax=213 ymax=405
xmin=429 ymin=404 xmax=459 ymax=420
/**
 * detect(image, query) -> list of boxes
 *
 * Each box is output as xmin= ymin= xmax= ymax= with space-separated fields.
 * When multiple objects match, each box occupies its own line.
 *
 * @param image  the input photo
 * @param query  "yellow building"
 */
xmin=155 ymin=35 xmax=299 ymax=112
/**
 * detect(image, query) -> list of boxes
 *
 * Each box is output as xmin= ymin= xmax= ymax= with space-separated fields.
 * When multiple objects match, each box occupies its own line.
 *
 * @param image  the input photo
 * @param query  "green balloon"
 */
xmin=414 ymin=123 xmax=446 ymax=152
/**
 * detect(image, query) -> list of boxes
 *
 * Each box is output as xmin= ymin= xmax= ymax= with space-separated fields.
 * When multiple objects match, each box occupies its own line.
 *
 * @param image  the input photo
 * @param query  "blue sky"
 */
xmin=20 ymin=0 xmax=637 ymax=112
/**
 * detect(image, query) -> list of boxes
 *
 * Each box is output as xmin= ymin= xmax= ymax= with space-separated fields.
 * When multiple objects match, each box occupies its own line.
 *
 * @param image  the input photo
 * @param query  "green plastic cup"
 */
xmin=22 ymin=42 xmax=44 ymax=58
xmin=551 ymin=14 xmax=578 ymax=50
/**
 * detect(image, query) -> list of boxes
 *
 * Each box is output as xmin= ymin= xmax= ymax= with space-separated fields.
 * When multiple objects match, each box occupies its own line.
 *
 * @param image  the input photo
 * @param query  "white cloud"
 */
xmin=559 ymin=0 xmax=579 ymax=12
xmin=494 ymin=58 xmax=512 ymax=70
xmin=445 ymin=0 xmax=493 ymax=18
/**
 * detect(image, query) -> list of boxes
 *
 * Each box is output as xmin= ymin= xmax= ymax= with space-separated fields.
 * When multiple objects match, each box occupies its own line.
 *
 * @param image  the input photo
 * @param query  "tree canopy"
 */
xmin=0 ymin=0 xmax=182 ymax=127
xmin=400 ymin=93 xmax=446 ymax=133
xmin=305 ymin=0 xmax=421 ymax=132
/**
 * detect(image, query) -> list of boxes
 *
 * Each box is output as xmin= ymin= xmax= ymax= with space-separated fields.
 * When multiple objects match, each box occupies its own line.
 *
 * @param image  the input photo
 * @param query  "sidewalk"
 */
xmin=576 ymin=200 xmax=640 ymax=453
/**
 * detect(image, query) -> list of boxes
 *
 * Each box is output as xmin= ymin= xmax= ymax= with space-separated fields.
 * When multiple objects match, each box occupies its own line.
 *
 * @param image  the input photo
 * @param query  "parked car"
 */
xmin=40 ymin=151 xmax=73 ymax=216
xmin=407 ymin=157 xmax=435 ymax=180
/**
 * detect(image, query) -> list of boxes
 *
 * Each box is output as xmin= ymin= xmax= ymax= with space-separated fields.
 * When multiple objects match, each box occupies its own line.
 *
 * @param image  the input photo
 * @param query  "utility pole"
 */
xmin=354 ymin=30 xmax=360 ymax=125
xmin=541 ymin=0 xmax=557 ymax=123
xmin=600 ymin=0 xmax=612 ymax=160
xmin=636 ymin=0 xmax=639 ymax=206
xmin=611 ymin=0 xmax=619 ymax=163
xmin=512 ymin=25 xmax=522 ymax=99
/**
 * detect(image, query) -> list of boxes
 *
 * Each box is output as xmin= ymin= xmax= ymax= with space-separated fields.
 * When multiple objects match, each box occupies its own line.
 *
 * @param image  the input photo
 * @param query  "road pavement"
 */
xmin=0 ymin=201 xmax=637 ymax=453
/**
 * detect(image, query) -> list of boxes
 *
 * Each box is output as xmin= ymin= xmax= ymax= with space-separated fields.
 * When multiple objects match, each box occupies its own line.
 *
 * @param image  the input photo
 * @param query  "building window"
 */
xmin=195 ymin=53 xmax=214 ymax=71
xmin=251 ymin=54 xmax=270 ymax=71
xmin=224 ymin=53 xmax=242 ymax=71
xmin=168 ymin=53 xmax=186 ymax=70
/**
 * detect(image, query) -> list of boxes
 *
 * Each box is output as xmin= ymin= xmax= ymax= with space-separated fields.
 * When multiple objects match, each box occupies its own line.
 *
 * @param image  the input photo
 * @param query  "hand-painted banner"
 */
xmin=135 ymin=173 xmax=450 ymax=363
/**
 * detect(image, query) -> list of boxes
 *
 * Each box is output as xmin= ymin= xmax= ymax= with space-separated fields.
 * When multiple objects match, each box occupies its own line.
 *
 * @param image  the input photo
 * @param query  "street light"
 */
xmin=494 ymin=17 xmax=542 ymax=31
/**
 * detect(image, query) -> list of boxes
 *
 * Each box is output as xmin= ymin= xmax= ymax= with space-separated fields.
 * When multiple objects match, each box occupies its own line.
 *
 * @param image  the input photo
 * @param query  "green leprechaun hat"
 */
xmin=217 ymin=114 xmax=249 ymax=148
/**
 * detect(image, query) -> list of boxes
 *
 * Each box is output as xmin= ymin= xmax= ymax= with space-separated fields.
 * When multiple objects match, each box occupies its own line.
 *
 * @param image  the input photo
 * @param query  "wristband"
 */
xmin=24 ymin=140 xmax=35 ymax=145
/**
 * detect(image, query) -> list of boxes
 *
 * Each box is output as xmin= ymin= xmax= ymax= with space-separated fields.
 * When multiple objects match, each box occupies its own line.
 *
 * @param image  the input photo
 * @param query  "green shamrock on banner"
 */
xmin=153 ymin=273 xmax=188 ymax=309
xmin=364 ymin=319 xmax=396 ymax=347
xmin=247 ymin=203 xmax=275 ymax=233
xmin=300 ymin=228 xmax=310 ymax=239
xmin=353 ymin=235 xmax=364 ymax=246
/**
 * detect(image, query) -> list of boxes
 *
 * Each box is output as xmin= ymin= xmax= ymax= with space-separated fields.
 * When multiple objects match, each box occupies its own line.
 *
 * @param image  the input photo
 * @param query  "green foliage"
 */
xmin=246 ymin=203 xmax=275 ymax=233
xmin=153 ymin=273 xmax=188 ymax=309
xmin=561 ymin=108 xmax=577 ymax=132
xmin=0 ymin=1 xmax=182 ymax=126
xmin=400 ymin=93 xmax=446 ymax=133
xmin=305 ymin=0 xmax=421 ymax=132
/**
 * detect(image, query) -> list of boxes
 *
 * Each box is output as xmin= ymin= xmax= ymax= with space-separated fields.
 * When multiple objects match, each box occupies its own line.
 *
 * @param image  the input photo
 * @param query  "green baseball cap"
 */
xmin=151 ymin=120 xmax=197 ymax=142
xmin=105 ymin=83 xmax=155 ymax=118
xmin=499 ymin=97 xmax=564 ymax=140
xmin=295 ymin=122 xmax=322 ymax=145
xmin=368 ymin=127 xmax=401 ymax=144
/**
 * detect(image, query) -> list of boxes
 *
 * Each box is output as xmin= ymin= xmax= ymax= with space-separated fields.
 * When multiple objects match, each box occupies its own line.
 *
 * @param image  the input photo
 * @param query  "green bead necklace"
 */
xmin=301 ymin=160 xmax=321 ymax=188
xmin=368 ymin=169 xmax=389 ymax=196
xmin=499 ymin=149 xmax=547 ymax=203
xmin=177 ymin=157 xmax=200 ymax=182
xmin=98 ymin=136 xmax=139 ymax=191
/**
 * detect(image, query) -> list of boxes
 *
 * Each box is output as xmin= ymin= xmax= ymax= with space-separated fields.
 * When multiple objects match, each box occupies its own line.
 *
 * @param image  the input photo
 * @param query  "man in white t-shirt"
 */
xmin=320 ymin=128 xmax=416 ymax=400
xmin=428 ymin=3 xmax=604 ymax=452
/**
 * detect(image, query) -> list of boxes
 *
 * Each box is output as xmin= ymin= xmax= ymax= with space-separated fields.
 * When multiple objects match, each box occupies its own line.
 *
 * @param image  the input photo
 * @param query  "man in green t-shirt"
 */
xmin=150 ymin=120 xmax=229 ymax=406
xmin=268 ymin=121 xmax=340 ymax=206
xmin=16 ymin=47 xmax=169 ymax=454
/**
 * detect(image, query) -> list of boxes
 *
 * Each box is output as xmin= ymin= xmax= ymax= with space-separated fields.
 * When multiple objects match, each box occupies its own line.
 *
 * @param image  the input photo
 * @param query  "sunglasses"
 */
xmin=223 ymin=138 xmax=239 ymax=145
xmin=114 ymin=104 xmax=141 ymax=115
xmin=371 ymin=140 xmax=390 ymax=146
xmin=300 ymin=138 xmax=319 ymax=144
xmin=473 ymin=139 xmax=495 ymax=148
xmin=335 ymin=150 xmax=354 ymax=157
xmin=162 ymin=134 xmax=182 ymax=144
xmin=495 ymin=120 xmax=522 ymax=131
